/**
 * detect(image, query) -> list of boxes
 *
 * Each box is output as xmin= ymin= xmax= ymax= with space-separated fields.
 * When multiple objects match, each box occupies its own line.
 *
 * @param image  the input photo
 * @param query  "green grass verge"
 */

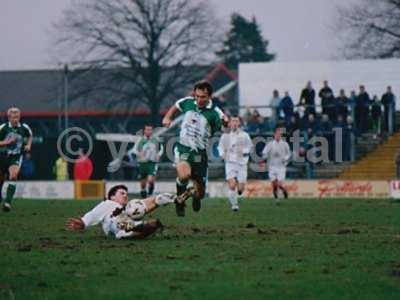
xmin=0 ymin=197 xmax=400 ymax=300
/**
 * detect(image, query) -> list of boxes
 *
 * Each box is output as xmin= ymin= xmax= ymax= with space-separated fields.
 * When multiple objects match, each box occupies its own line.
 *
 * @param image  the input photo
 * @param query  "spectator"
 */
xmin=355 ymin=85 xmax=371 ymax=133
xmin=319 ymin=80 xmax=336 ymax=122
xmin=301 ymin=113 xmax=318 ymax=140
xmin=336 ymin=89 xmax=349 ymax=121
xmin=343 ymin=116 xmax=356 ymax=160
xmin=242 ymin=107 xmax=253 ymax=124
xmin=270 ymin=90 xmax=281 ymax=128
xmin=280 ymin=91 xmax=294 ymax=126
xmin=381 ymin=86 xmax=396 ymax=132
xmin=319 ymin=114 xmax=334 ymax=161
xmin=73 ymin=150 xmax=93 ymax=180
xmin=287 ymin=113 xmax=301 ymax=149
xmin=299 ymin=81 xmax=316 ymax=117
xmin=371 ymin=95 xmax=382 ymax=139
xmin=348 ymin=90 xmax=357 ymax=117
xmin=20 ymin=153 xmax=35 ymax=180
xmin=54 ymin=156 xmax=69 ymax=181
xmin=247 ymin=109 xmax=264 ymax=133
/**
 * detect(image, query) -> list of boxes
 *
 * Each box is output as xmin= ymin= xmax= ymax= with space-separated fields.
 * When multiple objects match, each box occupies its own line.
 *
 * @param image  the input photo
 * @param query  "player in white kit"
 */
xmin=262 ymin=127 xmax=291 ymax=204
xmin=66 ymin=185 xmax=178 ymax=239
xmin=218 ymin=116 xmax=253 ymax=211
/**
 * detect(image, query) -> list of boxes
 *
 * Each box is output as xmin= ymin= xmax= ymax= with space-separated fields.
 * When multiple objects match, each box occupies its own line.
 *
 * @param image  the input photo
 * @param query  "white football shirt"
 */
xmin=218 ymin=129 xmax=253 ymax=165
xmin=262 ymin=139 xmax=291 ymax=169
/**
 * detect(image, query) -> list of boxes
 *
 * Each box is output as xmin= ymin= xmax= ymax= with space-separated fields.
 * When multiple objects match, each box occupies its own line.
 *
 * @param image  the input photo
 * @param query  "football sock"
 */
xmin=5 ymin=182 xmax=16 ymax=204
xmin=238 ymin=190 xmax=243 ymax=196
xmin=228 ymin=188 xmax=238 ymax=208
xmin=148 ymin=183 xmax=154 ymax=196
xmin=176 ymin=178 xmax=188 ymax=196
xmin=140 ymin=189 xmax=147 ymax=199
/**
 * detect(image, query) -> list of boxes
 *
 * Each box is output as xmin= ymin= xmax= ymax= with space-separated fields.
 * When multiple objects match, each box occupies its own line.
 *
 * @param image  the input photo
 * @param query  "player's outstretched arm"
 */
xmin=162 ymin=105 xmax=179 ymax=128
xmin=66 ymin=218 xmax=85 ymax=231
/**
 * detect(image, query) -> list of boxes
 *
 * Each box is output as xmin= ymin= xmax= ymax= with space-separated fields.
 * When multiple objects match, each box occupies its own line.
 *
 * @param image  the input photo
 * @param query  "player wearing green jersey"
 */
xmin=0 ymin=107 xmax=33 ymax=212
xmin=162 ymin=81 xmax=228 ymax=217
xmin=132 ymin=124 xmax=164 ymax=198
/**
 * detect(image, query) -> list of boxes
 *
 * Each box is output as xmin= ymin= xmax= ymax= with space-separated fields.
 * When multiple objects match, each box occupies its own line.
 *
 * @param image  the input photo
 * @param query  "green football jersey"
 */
xmin=0 ymin=122 xmax=32 ymax=155
xmin=133 ymin=136 xmax=164 ymax=163
xmin=175 ymin=97 xmax=224 ymax=150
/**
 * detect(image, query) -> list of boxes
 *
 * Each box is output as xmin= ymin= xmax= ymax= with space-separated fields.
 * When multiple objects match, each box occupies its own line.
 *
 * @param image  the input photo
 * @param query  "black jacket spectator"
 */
xmin=336 ymin=89 xmax=349 ymax=121
xmin=280 ymin=91 xmax=294 ymax=125
xmin=381 ymin=86 xmax=396 ymax=132
xmin=355 ymin=85 xmax=371 ymax=133
xmin=319 ymin=81 xmax=336 ymax=121
xmin=299 ymin=81 xmax=316 ymax=117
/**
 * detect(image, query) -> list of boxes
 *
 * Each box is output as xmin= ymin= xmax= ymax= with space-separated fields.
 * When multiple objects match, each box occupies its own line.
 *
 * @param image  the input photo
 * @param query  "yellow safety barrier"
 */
xmin=75 ymin=180 xmax=105 ymax=200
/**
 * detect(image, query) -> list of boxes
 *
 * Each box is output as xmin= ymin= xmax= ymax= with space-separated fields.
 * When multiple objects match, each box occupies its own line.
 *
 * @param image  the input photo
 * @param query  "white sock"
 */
xmin=228 ymin=189 xmax=238 ymax=208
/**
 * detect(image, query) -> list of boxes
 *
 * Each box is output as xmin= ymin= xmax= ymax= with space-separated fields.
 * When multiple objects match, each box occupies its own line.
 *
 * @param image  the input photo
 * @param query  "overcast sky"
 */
xmin=0 ymin=0 xmax=353 ymax=70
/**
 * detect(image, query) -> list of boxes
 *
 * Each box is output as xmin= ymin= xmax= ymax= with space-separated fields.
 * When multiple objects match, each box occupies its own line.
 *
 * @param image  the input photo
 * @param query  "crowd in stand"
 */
xmin=239 ymin=81 xmax=397 ymax=163
xmin=242 ymin=81 xmax=396 ymax=137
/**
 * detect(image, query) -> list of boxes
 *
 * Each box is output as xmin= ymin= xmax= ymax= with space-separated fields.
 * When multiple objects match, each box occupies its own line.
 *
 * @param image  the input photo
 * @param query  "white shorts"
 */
xmin=268 ymin=167 xmax=286 ymax=181
xmin=225 ymin=162 xmax=248 ymax=183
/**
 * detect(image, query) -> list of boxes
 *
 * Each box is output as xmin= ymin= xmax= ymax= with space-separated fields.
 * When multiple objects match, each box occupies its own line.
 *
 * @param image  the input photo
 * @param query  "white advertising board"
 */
xmin=2 ymin=181 xmax=74 ymax=199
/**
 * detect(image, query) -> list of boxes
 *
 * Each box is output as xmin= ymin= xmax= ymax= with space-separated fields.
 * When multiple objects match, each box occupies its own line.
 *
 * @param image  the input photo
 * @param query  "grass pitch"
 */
xmin=1 ymin=197 xmax=400 ymax=300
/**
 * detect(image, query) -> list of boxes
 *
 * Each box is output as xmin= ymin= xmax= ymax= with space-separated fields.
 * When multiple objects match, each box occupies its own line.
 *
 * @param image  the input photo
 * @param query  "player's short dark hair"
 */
xmin=107 ymin=185 xmax=128 ymax=200
xmin=193 ymin=80 xmax=213 ymax=96
xmin=274 ymin=126 xmax=284 ymax=133
xmin=144 ymin=123 xmax=153 ymax=129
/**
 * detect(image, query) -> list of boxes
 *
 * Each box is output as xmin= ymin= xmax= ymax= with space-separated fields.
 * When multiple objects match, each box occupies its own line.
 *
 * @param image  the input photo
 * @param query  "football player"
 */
xmin=162 ymin=81 xmax=228 ymax=217
xmin=66 ymin=185 xmax=183 ymax=240
xmin=218 ymin=116 xmax=252 ymax=211
xmin=262 ymin=127 xmax=291 ymax=204
xmin=0 ymin=107 xmax=33 ymax=212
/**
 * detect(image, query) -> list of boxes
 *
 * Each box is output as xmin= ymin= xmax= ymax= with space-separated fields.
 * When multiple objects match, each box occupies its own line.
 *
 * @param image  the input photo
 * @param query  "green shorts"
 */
xmin=174 ymin=143 xmax=208 ymax=187
xmin=0 ymin=153 xmax=23 ymax=173
xmin=138 ymin=162 xmax=158 ymax=180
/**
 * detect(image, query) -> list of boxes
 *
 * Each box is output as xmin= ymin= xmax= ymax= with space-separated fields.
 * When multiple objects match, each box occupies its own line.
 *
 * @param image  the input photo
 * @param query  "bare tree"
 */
xmin=335 ymin=0 xmax=400 ymax=59
xmin=54 ymin=0 xmax=220 ymax=119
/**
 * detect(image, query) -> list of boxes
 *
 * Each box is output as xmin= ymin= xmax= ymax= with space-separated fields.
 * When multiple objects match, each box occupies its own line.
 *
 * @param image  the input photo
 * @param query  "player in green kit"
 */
xmin=0 ymin=107 xmax=33 ymax=212
xmin=132 ymin=124 xmax=164 ymax=198
xmin=162 ymin=81 xmax=228 ymax=217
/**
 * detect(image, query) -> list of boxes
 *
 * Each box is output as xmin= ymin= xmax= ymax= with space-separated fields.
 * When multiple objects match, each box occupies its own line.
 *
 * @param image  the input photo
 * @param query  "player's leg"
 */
xmin=175 ymin=161 xmax=191 ymax=216
xmin=191 ymin=177 xmax=206 ymax=212
xmin=269 ymin=168 xmax=279 ymax=201
xmin=225 ymin=162 xmax=239 ymax=211
xmin=4 ymin=163 xmax=20 ymax=211
xmin=0 ymin=154 xmax=7 ymax=204
xmin=277 ymin=168 xmax=288 ymax=199
xmin=190 ymin=152 xmax=208 ymax=212
xmin=227 ymin=177 xmax=239 ymax=211
xmin=140 ymin=179 xmax=147 ymax=198
xmin=146 ymin=162 xmax=158 ymax=196
xmin=147 ymin=174 xmax=156 ymax=197
xmin=0 ymin=172 xmax=4 ymax=204
xmin=138 ymin=163 xmax=148 ymax=198
xmin=236 ymin=163 xmax=248 ymax=201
